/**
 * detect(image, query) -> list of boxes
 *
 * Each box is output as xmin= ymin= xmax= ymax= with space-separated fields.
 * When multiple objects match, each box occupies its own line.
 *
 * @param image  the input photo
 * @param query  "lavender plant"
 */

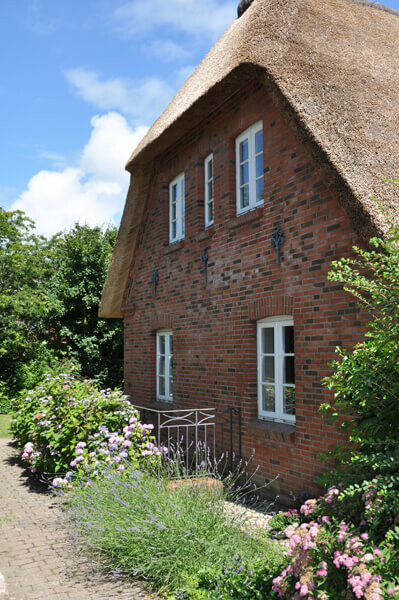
xmin=61 ymin=458 xmax=282 ymax=596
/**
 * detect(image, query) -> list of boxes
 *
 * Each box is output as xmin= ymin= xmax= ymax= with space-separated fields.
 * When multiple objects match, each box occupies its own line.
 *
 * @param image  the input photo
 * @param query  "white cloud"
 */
xmin=81 ymin=113 xmax=148 ymax=181
xmin=39 ymin=151 xmax=67 ymax=169
xmin=146 ymin=39 xmax=191 ymax=63
xmin=11 ymin=113 xmax=148 ymax=237
xmin=25 ymin=0 xmax=65 ymax=35
xmin=112 ymin=0 xmax=237 ymax=40
xmin=66 ymin=68 xmax=174 ymax=125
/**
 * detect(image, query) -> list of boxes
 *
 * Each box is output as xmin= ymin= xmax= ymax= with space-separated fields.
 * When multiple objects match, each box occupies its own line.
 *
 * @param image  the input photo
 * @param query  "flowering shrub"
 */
xmin=271 ymin=487 xmax=399 ymax=600
xmin=269 ymin=509 xmax=300 ymax=536
xmin=11 ymin=364 xmax=165 ymax=479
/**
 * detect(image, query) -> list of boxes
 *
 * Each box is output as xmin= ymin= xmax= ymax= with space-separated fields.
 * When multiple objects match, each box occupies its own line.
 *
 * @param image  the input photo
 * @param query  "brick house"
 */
xmin=100 ymin=0 xmax=399 ymax=501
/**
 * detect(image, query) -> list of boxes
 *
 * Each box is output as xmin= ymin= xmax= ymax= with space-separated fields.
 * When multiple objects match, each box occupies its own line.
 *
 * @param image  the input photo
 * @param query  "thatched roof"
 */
xmin=100 ymin=0 xmax=399 ymax=318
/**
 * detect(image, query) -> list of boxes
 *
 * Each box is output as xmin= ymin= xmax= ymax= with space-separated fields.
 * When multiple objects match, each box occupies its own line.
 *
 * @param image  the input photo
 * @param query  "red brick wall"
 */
xmin=123 ymin=79 xmax=365 ymax=502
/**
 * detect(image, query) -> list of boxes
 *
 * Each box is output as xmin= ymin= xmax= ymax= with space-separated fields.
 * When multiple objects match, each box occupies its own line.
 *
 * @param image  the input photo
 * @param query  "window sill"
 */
xmin=151 ymin=399 xmax=174 ymax=411
xmin=247 ymin=419 xmax=296 ymax=444
xmin=163 ymin=240 xmax=184 ymax=255
xmin=197 ymin=228 xmax=214 ymax=242
xmin=229 ymin=206 xmax=263 ymax=230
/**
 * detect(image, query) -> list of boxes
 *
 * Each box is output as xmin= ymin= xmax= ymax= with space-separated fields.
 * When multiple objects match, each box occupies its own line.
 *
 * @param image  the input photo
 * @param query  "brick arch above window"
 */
xmin=248 ymin=295 xmax=294 ymax=322
xmin=150 ymin=312 xmax=174 ymax=333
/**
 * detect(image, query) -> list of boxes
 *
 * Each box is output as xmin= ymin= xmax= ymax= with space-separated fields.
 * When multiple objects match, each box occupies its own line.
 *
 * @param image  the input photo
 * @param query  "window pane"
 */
xmin=283 ymin=387 xmax=296 ymax=415
xmin=172 ymin=184 xmax=177 ymax=202
xmin=172 ymin=202 xmax=176 ymax=220
xmin=159 ymin=377 xmax=165 ymax=396
xmin=169 ymin=335 xmax=173 ymax=355
xmin=240 ymin=162 xmax=249 ymax=186
xmin=256 ymin=154 xmax=263 ymax=178
xmin=283 ymin=326 xmax=294 ymax=354
xmin=255 ymin=130 xmax=263 ymax=154
xmin=262 ymin=328 xmax=274 ymax=353
xmin=208 ymin=181 xmax=213 ymax=201
xmin=240 ymin=139 xmax=248 ymax=163
xmin=262 ymin=385 xmax=275 ymax=412
xmin=240 ymin=186 xmax=249 ymax=208
xmin=181 ymin=178 xmax=185 ymax=198
xmin=159 ymin=335 xmax=165 ymax=355
xmin=169 ymin=377 xmax=173 ymax=398
xmin=262 ymin=356 xmax=275 ymax=383
xmin=172 ymin=221 xmax=177 ymax=239
xmin=256 ymin=177 xmax=264 ymax=203
xmin=284 ymin=356 xmax=295 ymax=384
xmin=207 ymin=159 xmax=213 ymax=180
xmin=159 ymin=356 xmax=165 ymax=376
xmin=207 ymin=201 xmax=214 ymax=223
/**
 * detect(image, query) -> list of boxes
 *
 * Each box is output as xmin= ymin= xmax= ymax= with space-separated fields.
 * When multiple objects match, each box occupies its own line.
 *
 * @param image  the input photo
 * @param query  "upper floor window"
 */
xmin=169 ymin=173 xmax=185 ymax=243
xmin=236 ymin=121 xmax=264 ymax=214
xmin=204 ymin=153 xmax=214 ymax=228
xmin=156 ymin=329 xmax=173 ymax=402
xmin=257 ymin=316 xmax=295 ymax=423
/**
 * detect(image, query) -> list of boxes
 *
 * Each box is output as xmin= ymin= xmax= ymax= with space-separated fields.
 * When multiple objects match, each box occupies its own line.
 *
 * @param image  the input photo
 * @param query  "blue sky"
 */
xmin=1 ymin=0 xmax=398 ymax=236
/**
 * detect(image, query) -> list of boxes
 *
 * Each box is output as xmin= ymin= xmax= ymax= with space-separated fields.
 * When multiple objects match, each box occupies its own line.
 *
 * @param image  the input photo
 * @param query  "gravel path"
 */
xmin=0 ymin=437 xmax=154 ymax=600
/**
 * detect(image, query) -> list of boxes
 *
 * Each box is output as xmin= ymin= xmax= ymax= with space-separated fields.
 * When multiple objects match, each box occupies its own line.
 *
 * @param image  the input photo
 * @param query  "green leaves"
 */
xmin=44 ymin=223 xmax=123 ymax=388
xmin=0 ymin=209 xmax=123 ymax=405
xmin=319 ymin=220 xmax=399 ymax=561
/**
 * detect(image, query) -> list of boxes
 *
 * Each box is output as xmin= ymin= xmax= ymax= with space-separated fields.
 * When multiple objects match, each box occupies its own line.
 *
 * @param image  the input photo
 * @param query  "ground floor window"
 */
xmin=257 ymin=316 xmax=295 ymax=422
xmin=156 ymin=330 xmax=173 ymax=402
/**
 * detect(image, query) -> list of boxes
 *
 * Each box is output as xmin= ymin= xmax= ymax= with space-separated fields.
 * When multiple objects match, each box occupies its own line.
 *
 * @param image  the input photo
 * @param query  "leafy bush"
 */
xmin=178 ymin=554 xmax=287 ymax=600
xmin=321 ymin=227 xmax=399 ymax=489
xmin=0 ymin=382 xmax=14 ymax=414
xmin=62 ymin=462 xmax=283 ymax=597
xmin=10 ymin=363 xmax=160 ymax=477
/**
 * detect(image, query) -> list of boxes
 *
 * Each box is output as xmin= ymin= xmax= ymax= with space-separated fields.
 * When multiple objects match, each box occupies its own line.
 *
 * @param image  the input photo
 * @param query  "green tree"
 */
xmin=0 ymin=208 xmax=54 ymax=406
xmin=45 ymin=224 xmax=123 ymax=388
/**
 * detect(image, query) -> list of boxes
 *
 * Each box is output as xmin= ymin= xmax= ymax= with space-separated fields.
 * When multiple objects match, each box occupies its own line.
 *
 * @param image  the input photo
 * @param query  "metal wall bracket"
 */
xmin=201 ymin=247 xmax=209 ymax=286
xmin=152 ymin=268 xmax=159 ymax=297
xmin=271 ymin=225 xmax=284 ymax=266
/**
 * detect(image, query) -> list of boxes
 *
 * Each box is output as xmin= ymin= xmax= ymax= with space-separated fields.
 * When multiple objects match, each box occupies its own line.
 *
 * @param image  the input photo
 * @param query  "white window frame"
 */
xmin=204 ymin=153 xmax=214 ymax=228
xmin=169 ymin=173 xmax=185 ymax=243
xmin=257 ymin=316 xmax=295 ymax=423
xmin=235 ymin=121 xmax=264 ymax=215
xmin=156 ymin=329 xmax=173 ymax=402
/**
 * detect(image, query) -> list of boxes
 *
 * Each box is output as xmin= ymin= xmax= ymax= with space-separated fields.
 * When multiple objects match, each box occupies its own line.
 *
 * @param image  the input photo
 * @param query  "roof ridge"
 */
xmin=346 ymin=0 xmax=399 ymax=17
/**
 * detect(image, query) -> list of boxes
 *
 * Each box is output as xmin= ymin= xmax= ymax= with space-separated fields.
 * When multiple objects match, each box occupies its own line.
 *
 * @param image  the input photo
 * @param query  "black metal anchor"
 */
xmin=201 ymin=247 xmax=209 ymax=286
xmin=271 ymin=225 xmax=284 ymax=266
xmin=152 ymin=267 xmax=159 ymax=297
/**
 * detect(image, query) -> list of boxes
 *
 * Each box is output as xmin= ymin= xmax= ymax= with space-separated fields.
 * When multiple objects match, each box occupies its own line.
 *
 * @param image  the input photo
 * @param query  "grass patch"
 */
xmin=62 ymin=465 xmax=284 ymax=597
xmin=0 ymin=414 xmax=11 ymax=438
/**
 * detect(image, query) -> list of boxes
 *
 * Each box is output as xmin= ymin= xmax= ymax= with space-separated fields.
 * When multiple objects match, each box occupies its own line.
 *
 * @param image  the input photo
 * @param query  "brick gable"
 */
xmin=123 ymin=80 xmax=366 ymax=501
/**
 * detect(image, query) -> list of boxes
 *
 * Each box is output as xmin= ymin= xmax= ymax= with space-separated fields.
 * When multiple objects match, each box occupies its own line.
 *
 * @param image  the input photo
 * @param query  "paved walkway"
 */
xmin=0 ymin=438 xmax=154 ymax=600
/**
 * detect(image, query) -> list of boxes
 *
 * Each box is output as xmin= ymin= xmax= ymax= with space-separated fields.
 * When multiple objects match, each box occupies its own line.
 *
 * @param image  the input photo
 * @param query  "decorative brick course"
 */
xmin=150 ymin=312 xmax=174 ymax=332
xmin=123 ymin=79 xmax=366 ymax=500
xmin=248 ymin=295 xmax=294 ymax=321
